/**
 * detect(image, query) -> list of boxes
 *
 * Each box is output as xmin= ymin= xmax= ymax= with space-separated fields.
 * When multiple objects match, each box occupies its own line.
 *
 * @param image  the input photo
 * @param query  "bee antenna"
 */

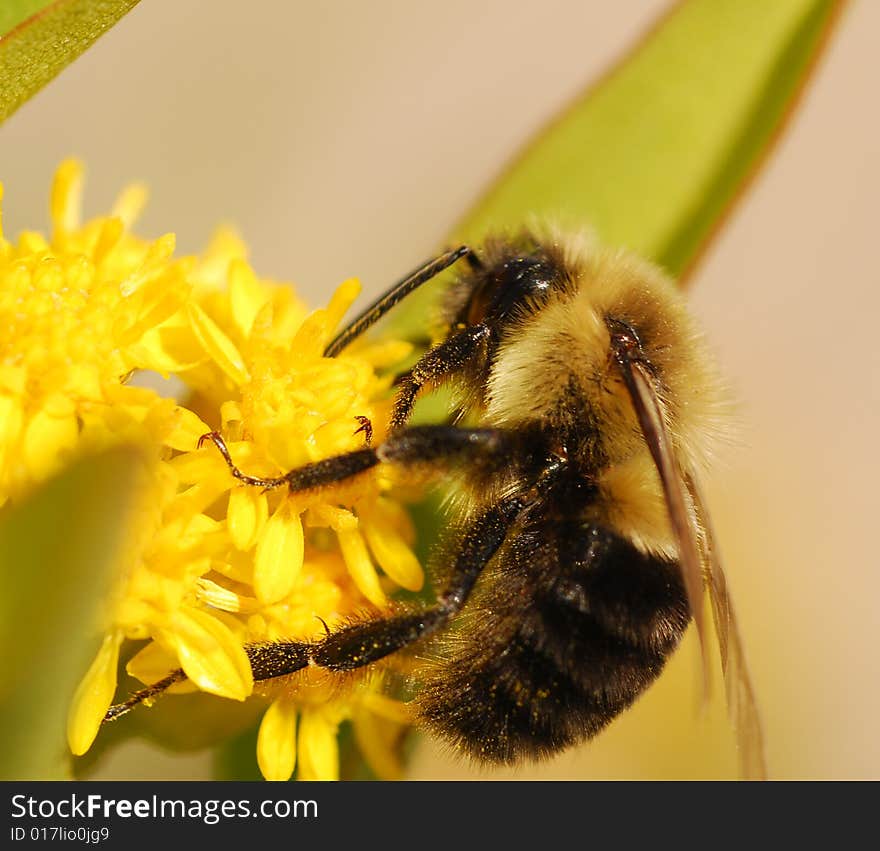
xmin=324 ymin=246 xmax=471 ymax=357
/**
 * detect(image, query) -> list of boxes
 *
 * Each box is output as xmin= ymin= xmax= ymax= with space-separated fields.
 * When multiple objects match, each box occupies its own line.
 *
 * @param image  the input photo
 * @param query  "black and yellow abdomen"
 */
xmin=418 ymin=518 xmax=690 ymax=764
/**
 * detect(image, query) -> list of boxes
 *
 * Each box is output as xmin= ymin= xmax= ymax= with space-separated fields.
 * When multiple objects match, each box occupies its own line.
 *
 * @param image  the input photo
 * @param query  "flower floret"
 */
xmin=0 ymin=161 xmax=421 ymax=780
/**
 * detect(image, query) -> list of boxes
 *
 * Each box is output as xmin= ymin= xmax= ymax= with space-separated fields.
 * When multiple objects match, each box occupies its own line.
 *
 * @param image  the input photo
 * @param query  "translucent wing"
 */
xmin=687 ymin=473 xmax=768 ymax=780
xmin=613 ymin=342 xmax=767 ymax=778
xmin=617 ymin=357 xmax=711 ymax=694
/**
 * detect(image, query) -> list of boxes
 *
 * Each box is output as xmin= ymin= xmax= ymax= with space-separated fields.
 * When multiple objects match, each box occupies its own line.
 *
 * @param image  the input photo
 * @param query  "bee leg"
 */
xmin=353 ymin=415 xmax=373 ymax=446
xmin=105 ymin=489 xmax=523 ymax=718
xmin=105 ymin=425 xmax=521 ymax=718
xmin=103 ymin=670 xmax=187 ymax=722
xmin=244 ymin=490 xmax=528 ymax=680
xmin=200 ymin=425 xmax=510 ymax=495
xmin=197 ymin=431 xmax=293 ymax=489
xmin=390 ymin=323 xmax=491 ymax=430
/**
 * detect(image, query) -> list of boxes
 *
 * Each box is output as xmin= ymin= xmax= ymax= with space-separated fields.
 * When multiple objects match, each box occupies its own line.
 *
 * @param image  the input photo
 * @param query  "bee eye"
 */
xmin=606 ymin=317 xmax=643 ymax=358
xmin=605 ymin=318 xmax=648 ymax=378
xmin=466 ymin=256 xmax=558 ymax=325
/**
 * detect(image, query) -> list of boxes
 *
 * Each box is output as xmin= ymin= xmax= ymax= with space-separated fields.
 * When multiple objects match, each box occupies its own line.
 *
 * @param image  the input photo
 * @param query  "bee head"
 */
xmin=484 ymin=239 xmax=730 ymax=478
xmin=462 ymin=255 xmax=562 ymax=328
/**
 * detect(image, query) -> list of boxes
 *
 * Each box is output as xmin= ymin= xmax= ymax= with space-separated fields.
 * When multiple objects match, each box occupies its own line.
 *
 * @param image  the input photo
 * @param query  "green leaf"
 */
xmin=392 ymin=0 xmax=842 ymax=338
xmin=213 ymin=721 xmax=264 ymax=782
xmin=0 ymin=0 xmax=141 ymax=125
xmin=0 ymin=448 xmax=139 ymax=779
xmin=457 ymin=0 xmax=842 ymax=274
xmin=0 ymin=2 xmax=53 ymax=35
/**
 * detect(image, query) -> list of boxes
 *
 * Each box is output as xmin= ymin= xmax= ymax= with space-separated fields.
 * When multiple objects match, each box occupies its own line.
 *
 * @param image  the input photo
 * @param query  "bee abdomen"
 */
xmin=417 ymin=617 xmax=663 ymax=764
xmin=417 ymin=524 xmax=691 ymax=764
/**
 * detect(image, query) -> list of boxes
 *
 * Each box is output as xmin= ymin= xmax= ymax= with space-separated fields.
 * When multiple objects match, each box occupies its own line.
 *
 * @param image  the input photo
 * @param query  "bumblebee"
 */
xmin=106 ymin=226 xmax=766 ymax=778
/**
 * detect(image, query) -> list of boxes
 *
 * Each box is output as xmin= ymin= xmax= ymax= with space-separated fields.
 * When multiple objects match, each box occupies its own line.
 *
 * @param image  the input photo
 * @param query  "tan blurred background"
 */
xmin=1 ymin=0 xmax=877 ymax=779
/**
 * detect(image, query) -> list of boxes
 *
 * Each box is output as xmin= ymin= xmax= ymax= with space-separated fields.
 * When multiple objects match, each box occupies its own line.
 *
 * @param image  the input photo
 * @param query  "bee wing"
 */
xmin=619 ymin=359 xmax=711 ymax=694
xmin=615 ymin=352 xmax=767 ymax=777
xmin=686 ymin=474 xmax=769 ymax=780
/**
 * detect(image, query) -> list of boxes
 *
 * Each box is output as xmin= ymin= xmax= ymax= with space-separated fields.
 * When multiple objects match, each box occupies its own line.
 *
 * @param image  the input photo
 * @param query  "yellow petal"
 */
xmin=126 ymin=641 xmax=195 ymax=694
xmin=165 ymin=407 xmax=212 ymax=452
xmin=111 ymin=181 xmax=149 ymax=229
xmin=338 ymin=527 xmax=386 ymax=607
xmin=352 ymin=708 xmax=404 ymax=780
xmin=0 ymin=394 xmax=23 ymax=453
xmin=290 ymin=309 xmax=332 ymax=358
xmin=360 ymin=690 xmax=414 ymax=724
xmin=198 ymin=226 xmax=249 ymax=287
xmin=42 ymin=393 xmax=76 ymax=418
xmin=325 ymin=277 xmax=361 ymax=334
xmin=124 ymin=281 xmax=189 ymax=340
xmin=168 ymin=451 xmax=223 ymax=485
xmin=254 ymin=502 xmax=304 ymax=604
xmin=363 ymin=514 xmax=424 ymax=592
xmin=17 ymin=231 xmax=48 ymax=254
xmin=229 ymin=258 xmax=269 ymax=338
xmin=263 ymin=286 xmax=308 ymax=342
xmin=0 ymin=364 xmax=26 ymax=396
xmin=127 ymin=323 xmax=207 ymax=374
xmin=50 ymin=159 xmax=84 ymax=234
xmin=219 ymin=400 xmax=243 ymax=432
xmin=32 ymin=257 xmax=63 ymax=291
xmin=129 ymin=233 xmax=177 ymax=292
xmin=67 ymin=631 xmax=122 ymax=756
xmin=23 ymin=405 xmax=79 ymax=479
xmin=228 ymin=486 xmax=268 ymax=551
xmin=308 ymin=504 xmax=358 ymax=532
xmin=257 ymin=698 xmax=298 ymax=782
xmin=92 ymin=217 xmax=123 ymax=266
xmin=297 ymin=710 xmax=339 ymax=781
xmin=64 ymin=364 xmax=103 ymax=403
xmin=161 ymin=608 xmax=253 ymax=700
xmin=357 ymin=339 xmax=414 ymax=368
xmin=186 ymin=302 xmax=249 ymax=386
xmin=171 ymin=480 xmax=231 ymax=521
xmin=196 ymin=578 xmax=258 ymax=614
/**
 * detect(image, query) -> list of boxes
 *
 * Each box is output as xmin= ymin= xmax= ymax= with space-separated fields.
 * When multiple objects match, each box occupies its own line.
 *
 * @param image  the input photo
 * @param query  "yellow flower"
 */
xmin=0 ymin=161 xmax=421 ymax=780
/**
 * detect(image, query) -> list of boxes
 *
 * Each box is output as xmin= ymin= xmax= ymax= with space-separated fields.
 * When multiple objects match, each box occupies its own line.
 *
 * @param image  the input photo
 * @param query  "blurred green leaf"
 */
xmin=213 ymin=722 xmax=264 ymax=782
xmin=0 ymin=0 xmax=141 ymax=124
xmin=0 ymin=1 xmax=53 ymax=35
xmin=392 ymin=0 xmax=843 ymax=337
xmin=0 ymin=448 xmax=139 ymax=779
xmin=458 ymin=0 xmax=842 ymax=273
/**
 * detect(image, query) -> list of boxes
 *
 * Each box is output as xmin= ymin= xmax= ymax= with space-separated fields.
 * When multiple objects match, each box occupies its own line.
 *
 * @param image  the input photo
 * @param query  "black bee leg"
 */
xmin=244 ymin=490 xmax=528 ymax=680
xmin=103 ymin=670 xmax=186 ymax=722
xmin=287 ymin=424 xmax=509 ymax=492
xmin=390 ymin=324 xmax=491 ymax=430
xmin=200 ymin=425 xmax=510 ymax=495
xmin=324 ymin=246 xmax=470 ymax=357
xmin=198 ymin=430 xmax=379 ymax=492
xmin=354 ymin=415 xmax=373 ymax=446
xmin=105 ymin=424 xmax=518 ymax=721
xmin=198 ymin=431 xmax=292 ymax=489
